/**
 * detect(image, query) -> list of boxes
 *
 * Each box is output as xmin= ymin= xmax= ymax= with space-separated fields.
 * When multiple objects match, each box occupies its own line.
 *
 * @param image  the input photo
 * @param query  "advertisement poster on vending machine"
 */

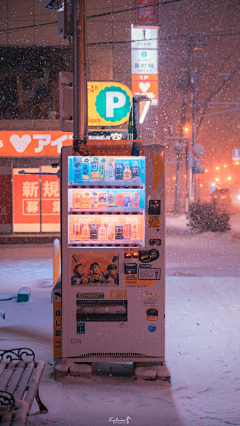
xmin=71 ymin=253 xmax=119 ymax=287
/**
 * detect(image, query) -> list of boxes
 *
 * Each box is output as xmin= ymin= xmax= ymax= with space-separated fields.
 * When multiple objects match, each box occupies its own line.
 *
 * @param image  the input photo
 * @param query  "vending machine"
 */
xmin=61 ymin=141 xmax=165 ymax=363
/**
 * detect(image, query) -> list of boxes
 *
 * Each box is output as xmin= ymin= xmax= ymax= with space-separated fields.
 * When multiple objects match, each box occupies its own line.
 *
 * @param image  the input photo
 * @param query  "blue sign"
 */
xmin=233 ymin=149 xmax=239 ymax=158
xmin=141 ymin=51 xmax=147 ymax=58
xmin=139 ymin=264 xmax=152 ymax=268
xmin=210 ymin=182 xmax=216 ymax=194
xmin=192 ymin=158 xmax=205 ymax=174
xmin=232 ymin=149 xmax=240 ymax=161
xmin=148 ymin=324 xmax=156 ymax=332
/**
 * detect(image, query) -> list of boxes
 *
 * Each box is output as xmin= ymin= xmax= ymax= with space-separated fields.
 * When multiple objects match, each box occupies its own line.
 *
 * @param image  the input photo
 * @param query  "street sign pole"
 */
xmin=73 ymin=0 xmax=88 ymax=153
xmin=191 ymin=68 xmax=197 ymax=202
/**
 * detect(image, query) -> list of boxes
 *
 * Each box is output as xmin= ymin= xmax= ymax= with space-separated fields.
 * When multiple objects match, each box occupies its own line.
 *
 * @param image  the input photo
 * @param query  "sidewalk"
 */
xmin=0 ymin=233 xmax=60 ymax=244
xmin=166 ymin=212 xmax=240 ymax=235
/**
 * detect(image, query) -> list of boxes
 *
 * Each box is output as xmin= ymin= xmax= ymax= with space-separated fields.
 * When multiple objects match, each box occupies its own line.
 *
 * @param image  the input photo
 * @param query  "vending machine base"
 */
xmin=54 ymin=359 xmax=171 ymax=382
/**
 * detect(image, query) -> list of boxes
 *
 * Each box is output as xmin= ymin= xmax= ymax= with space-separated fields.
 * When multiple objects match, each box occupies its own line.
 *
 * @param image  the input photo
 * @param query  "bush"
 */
xmin=188 ymin=202 xmax=231 ymax=233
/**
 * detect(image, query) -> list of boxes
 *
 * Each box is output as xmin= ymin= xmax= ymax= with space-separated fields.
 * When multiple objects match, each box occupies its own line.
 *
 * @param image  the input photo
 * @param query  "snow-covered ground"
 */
xmin=0 ymin=215 xmax=240 ymax=426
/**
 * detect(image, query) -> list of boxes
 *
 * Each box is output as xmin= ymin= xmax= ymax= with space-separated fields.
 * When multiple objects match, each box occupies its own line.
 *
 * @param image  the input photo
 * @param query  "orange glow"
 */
xmin=223 ymin=164 xmax=227 ymax=168
xmin=173 ymin=176 xmax=176 ymax=181
xmin=216 ymin=178 xmax=220 ymax=182
xmin=228 ymin=176 xmax=232 ymax=181
xmin=205 ymin=169 xmax=209 ymax=173
xmin=216 ymin=166 xmax=219 ymax=170
xmin=230 ymin=194 xmax=233 ymax=198
xmin=214 ymin=195 xmax=217 ymax=199
xmin=183 ymin=123 xmax=191 ymax=135
xmin=235 ymin=161 xmax=239 ymax=165
xmin=200 ymin=184 xmax=203 ymax=187
xmin=184 ymin=174 xmax=186 ymax=178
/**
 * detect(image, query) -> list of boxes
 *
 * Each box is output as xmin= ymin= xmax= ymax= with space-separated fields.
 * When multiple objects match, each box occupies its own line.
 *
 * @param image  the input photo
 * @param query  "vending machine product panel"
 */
xmin=61 ymin=143 xmax=165 ymax=362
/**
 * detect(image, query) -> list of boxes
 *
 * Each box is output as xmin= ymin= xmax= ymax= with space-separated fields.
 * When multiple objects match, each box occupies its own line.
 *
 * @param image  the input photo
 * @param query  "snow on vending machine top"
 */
xmin=60 ymin=140 xmax=165 ymax=363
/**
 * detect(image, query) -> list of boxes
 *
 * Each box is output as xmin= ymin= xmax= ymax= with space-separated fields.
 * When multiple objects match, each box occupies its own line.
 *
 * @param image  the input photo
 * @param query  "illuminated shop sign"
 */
xmin=13 ymin=167 xmax=60 ymax=233
xmin=0 ymin=131 xmax=73 ymax=157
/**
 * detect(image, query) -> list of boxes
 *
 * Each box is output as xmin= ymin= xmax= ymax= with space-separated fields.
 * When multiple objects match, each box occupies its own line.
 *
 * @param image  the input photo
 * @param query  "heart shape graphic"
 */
xmin=139 ymin=82 xmax=150 ymax=92
xmin=10 ymin=134 xmax=31 ymax=153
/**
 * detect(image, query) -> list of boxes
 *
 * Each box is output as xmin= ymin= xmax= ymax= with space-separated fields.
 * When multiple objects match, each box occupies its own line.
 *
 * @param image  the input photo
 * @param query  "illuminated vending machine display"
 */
xmin=61 ymin=142 xmax=165 ymax=363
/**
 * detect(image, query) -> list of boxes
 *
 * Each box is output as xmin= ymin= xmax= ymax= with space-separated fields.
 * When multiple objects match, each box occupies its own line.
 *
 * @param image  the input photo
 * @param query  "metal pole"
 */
xmin=73 ymin=0 xmax=88 ymax=153
xmin=191 ymin=68 xmax=197 ymax=202
xmin=39 ymin=174 xmax=42 ymax=233
xmin=174 ymin=38 xmax=192 ymax=215
xmin=174 ymin=150 xmax=182 ymax=214
xmin=185 ymin=141 xmax=189 ymax=213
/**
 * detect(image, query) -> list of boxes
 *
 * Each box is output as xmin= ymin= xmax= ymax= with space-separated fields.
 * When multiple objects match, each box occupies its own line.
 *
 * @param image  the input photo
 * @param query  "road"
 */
xmin=166 ymin=231 xmax=240 ymax=277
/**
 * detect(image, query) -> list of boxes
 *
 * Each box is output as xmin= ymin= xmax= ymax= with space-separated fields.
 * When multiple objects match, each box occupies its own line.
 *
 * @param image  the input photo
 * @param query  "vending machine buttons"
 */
xmin=132 ymin=252 xmax=139 ymax=258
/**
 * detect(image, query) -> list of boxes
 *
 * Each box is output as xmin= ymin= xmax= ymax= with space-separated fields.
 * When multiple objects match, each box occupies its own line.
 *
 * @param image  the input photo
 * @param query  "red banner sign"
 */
xmin=136 ymin=0 xmax=158 ymax=25
xmin=13 ymin=169 xmax=60 ymax=233
xmin=0 ymin=131 xmax=72 ymax=157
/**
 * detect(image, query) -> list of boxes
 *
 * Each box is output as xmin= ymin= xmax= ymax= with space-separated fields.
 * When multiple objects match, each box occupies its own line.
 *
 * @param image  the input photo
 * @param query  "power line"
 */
xmin=2 ymin=18 xmax=240 ymax=42
xmin=197 ymin=62 xmax=240 ymax=132
xmin=87 ymin=0 xmax=185 ymax=19
xmin=197 ymin=8 xmax=240 ymax=83
xmin=0 ymin=21 xmax=58 ymax=34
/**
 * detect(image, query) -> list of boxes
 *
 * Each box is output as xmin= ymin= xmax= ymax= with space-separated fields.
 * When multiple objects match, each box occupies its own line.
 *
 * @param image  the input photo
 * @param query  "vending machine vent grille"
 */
xmin=76 ymin=353 xmax=156 ymax=358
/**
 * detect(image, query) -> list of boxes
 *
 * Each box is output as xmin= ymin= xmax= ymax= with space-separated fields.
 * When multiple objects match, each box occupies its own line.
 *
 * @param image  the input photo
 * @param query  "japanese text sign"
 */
xmin=0 ymin=131 xmax=73 ymax=157
xmin=136 ymin=0 xmax=158 ymax=25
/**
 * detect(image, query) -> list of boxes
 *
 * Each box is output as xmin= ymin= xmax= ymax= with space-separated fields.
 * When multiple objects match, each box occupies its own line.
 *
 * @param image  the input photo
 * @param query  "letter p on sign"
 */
xmin=106 ymin=91 xmax=126 ymax=118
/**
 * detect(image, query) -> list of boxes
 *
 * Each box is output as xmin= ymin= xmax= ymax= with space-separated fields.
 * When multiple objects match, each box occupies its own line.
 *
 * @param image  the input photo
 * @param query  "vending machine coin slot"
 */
xmin=139 ymin=249 xmax=159 ymax=263
xmin=149 ymin=239 xmax=161 ymax=246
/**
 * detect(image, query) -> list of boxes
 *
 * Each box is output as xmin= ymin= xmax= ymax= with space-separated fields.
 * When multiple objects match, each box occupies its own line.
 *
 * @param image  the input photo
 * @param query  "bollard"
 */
xmin=53 ymin=238 xmax=61 ymax=285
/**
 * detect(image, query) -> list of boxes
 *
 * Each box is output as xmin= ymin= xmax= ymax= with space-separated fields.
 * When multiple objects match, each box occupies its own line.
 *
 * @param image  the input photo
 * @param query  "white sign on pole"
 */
xmin=131 ymin=27 xmax=158 ymax=49
xmin=131 ymin=49 xmax=158 ymax=74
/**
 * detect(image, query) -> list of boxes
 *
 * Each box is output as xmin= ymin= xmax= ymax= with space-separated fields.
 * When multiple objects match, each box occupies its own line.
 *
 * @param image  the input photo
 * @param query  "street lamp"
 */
xmin=128 ymin=95 xmax=151 ymax=141
xmin=128 ymin=95 xmax=151 ymax=156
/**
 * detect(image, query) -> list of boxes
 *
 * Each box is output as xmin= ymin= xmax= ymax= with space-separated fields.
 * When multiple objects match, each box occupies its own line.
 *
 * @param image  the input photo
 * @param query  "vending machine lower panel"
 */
xmin=62 ymin=247 xmax=165 ymax=362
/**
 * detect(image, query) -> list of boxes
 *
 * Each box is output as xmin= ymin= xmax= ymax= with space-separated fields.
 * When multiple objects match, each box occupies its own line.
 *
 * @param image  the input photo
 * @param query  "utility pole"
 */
xmin=190 ymin=68 xmax=197 ymax=202
xmin=174 ymin=39 xmax=192 ymax=215
xmin=73 ymin=0 xmax=88 ymax=154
